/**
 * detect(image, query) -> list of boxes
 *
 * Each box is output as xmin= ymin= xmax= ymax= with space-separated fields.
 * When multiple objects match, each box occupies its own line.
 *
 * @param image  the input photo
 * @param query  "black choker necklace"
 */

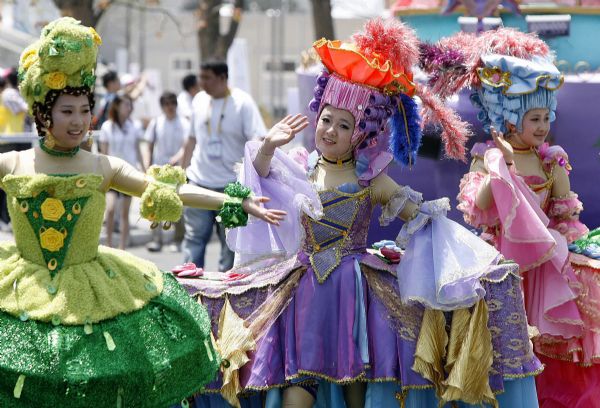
xmin=321 ymin=156 xmax=353 ymax=165
xmin=39 ymin=139 xmax=80 ymax=157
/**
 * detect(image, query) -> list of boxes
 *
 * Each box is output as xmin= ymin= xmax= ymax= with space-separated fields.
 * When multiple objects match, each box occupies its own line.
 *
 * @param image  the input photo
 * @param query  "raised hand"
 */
xmin=242 ymin=196 xmax=287 ymax=226
xmin=490 ymin=126 xmax=514 ymax=165
xmin=262 ymin=114 xmax=309 ymax=154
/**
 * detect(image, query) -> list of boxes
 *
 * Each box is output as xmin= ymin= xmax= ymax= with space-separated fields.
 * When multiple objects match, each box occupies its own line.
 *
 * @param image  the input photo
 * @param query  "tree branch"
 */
xmin=310 ymin=0 xmax=334 ymax=40
xmin=197 ymin=0 xmax=221 ymax=60
xmin=107 ymin=0 xmax=187 ymax=37
xmin=218 ymin=0 xmax=244 ymax=58
xmin=92 ymin=0 xmax=115 ymax=27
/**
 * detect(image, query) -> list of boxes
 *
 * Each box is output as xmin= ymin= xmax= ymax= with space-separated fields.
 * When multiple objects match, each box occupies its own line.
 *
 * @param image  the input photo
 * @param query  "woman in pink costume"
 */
xmin=423 ymin=28 xmax=600 ymax=407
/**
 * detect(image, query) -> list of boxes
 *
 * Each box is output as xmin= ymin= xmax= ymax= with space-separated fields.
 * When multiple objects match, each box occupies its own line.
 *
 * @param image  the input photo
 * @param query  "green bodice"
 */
xmin=3 ymin=174 xmax=104 ymax=273
xmin=0 ymin=173 xmax=163 ymax=325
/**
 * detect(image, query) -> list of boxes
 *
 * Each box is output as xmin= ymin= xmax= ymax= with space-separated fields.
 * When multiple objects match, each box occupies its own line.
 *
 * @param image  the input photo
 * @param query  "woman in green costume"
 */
xmin=0 ymin=17 xmax=296 ymax=408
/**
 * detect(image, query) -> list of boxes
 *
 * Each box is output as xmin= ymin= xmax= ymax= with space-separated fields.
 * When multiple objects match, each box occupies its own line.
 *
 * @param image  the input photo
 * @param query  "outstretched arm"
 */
xmin=104 ymin=155 xmax=285 ymax=225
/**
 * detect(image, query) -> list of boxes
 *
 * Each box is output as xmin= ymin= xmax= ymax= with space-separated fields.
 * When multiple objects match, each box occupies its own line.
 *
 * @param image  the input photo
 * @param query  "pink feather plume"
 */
xmin=423 ymin=28 xmax=552 ymax=95
xmin=352 ymin=18 xmax=420 ymax=73
xmin=417 ymin=86 xmax=472 ymax=162
xmin=478 ymin=28 xmax=550 ymax=60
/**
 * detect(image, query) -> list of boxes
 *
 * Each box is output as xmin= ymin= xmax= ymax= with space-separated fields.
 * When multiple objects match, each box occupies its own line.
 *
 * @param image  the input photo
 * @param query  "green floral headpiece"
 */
xmin=18 ymin=17 xmax=101 ymax=114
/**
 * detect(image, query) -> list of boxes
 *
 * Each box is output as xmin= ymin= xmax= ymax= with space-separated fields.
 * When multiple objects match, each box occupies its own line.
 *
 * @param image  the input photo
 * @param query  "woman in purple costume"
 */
xmin=181 ymin=19 xmax=541 ymax=408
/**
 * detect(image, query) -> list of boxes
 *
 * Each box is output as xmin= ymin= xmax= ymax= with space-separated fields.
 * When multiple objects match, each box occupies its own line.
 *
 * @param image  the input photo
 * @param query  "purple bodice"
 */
xmin=301 ymin=187 xmax=373 ymax=282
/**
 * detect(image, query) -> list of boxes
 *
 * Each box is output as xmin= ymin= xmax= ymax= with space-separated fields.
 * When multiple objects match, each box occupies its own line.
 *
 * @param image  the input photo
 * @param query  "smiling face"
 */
xmin=315 ymin=105 xmax=356 ymax=161
xmin=49 ymin=93 xmax=92 ymax=150
xmin=509 ymin=108 xmax=551 ymax=148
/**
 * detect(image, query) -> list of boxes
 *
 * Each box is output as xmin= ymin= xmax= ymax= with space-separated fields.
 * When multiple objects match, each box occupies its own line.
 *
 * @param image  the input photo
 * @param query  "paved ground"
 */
xmin=0 ymin=196 xmax=222 ymax=272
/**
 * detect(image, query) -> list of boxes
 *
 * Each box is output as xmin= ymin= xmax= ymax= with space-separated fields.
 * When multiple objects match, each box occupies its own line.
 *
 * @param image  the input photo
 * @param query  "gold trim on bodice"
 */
xmin=304 ymin=187 xmax=371 ymax=283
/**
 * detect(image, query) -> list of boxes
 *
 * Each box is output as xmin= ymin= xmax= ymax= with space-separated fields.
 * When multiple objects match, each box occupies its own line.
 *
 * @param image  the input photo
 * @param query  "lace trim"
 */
xmin=396 ymin=198 xmax=450 ymax=248
xmin=547 ymin=192 xmax=583 ymax=219
xmin=379 ymin=185 xmax=423 ymax=227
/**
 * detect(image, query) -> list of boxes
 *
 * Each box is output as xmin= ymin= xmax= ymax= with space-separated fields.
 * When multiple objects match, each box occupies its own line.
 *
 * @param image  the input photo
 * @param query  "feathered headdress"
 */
xmin=310 ymin=18 xmax=470 ymax=184
xmin=420 ymin=28 xmax=562 ymax=134
xmin=311 ymin=19 xmax=419 ymax=181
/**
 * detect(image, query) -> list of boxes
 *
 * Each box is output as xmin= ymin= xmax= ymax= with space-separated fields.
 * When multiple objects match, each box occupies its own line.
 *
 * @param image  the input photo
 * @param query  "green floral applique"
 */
xmin=18 ymin=191 xmax=89 ymax=277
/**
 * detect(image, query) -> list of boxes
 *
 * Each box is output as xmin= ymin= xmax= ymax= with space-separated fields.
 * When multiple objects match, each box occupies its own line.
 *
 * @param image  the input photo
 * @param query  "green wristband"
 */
xmin=217 ymin=182 xmax=252 ymax=228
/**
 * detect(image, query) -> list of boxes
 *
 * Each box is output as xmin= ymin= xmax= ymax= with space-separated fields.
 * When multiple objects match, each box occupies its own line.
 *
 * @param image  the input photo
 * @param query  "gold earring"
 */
xmin=42 ymin=120 xmax=56 ymax=149
xmin=44 ymin=130 xmax=56 ymax=149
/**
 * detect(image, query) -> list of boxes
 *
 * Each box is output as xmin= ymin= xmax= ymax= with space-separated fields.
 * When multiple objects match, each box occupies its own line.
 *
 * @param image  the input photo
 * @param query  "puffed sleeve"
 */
xmin=370 ymin=173 xmax=422 ymax=224
xmin=547 ymin=192 xmax=588 ymax=243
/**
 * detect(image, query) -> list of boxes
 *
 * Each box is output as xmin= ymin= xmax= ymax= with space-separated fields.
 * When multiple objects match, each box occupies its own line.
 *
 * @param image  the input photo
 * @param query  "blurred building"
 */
xmin=1 ymin=0 xmax=387 ymax=120
xmin=3 ymin=0 xmax=600 ymax=119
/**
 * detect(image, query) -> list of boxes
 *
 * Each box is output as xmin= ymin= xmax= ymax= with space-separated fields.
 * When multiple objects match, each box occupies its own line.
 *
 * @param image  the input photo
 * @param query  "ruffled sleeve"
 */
xmin=538 ymin=143 xmax=571 ymax=174
xmin=226 ymin=141 xmax=323 ymax=266
xmin=139 ymin=165 xmax=186 ymax=224
xmin=547 ymin=192 xmax=588 ymax=243
xmin=457 ymin=171 xmax=500 ymax=229
xmin=372 ymin=175 xmax=422 ymax=225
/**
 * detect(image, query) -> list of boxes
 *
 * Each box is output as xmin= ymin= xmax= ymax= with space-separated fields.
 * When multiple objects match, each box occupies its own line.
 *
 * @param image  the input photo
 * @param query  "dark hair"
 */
xmin=33 ymin=87 xmax=95 ymax=137
xmin=181 ymin=74 xmax=198 ymax=92
xmin=108 ymin=93 xmax=133 ymax=128
xmin=159 ymin=91 xmax=177 ymax=107
xmin=102 ymin=71 xmax=119 ymax=88
xmin=6 ymin=68 xmax=18 ymax=88
xmin=0 ymin=76 xmax=6 ymax=89
xmin=200 ymin=61 xmax=228 ymax=79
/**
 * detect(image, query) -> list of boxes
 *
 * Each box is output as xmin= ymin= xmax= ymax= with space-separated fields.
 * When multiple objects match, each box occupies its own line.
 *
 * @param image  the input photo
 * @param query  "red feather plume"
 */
xmin=352 ymin=18 xmax=420 ymax=74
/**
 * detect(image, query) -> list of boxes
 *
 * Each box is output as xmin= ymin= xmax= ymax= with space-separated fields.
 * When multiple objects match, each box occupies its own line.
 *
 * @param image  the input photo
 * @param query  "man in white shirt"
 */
xmin=177 ymin=74 xmax=199 ymax=120
xmin=182 ymin=61 xmax=266 ymax=271
xmin=142 ymin=91 xmax=189 ymax=252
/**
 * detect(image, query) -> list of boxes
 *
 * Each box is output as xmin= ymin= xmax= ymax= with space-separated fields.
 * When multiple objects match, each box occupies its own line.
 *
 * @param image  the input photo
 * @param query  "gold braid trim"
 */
xmin=242 ymin=371 xmax=435 ymax=393
xmin=396 ymin=389 xmax=408 ymax=408
xmin=504 ymin=366 xmax=545 ymax=379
